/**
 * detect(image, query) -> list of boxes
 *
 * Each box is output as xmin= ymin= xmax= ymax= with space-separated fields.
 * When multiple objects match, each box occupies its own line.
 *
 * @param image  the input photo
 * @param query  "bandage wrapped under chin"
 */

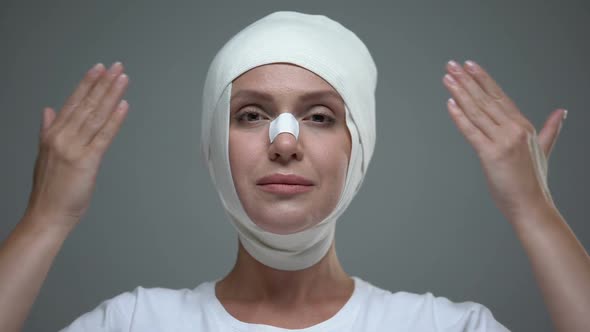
xmin=200 ymin=11 xmax=378 ymax=271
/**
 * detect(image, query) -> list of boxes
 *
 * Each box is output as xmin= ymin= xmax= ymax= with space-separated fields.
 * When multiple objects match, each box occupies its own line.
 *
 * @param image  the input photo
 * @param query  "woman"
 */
xmin=0 ymin=11 xmax=588 ymax=332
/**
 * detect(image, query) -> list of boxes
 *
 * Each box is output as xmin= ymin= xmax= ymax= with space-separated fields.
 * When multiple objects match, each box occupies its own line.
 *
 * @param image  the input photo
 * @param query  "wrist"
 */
xmin=508 ymin=198 xmax=562 ymax=236
xmin=20 ymin=207 xmax=78 ymax=238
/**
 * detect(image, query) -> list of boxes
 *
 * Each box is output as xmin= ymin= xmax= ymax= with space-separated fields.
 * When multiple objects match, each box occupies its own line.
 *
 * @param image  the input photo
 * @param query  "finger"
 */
xmin=87 ymin=100 xmax=129 ymax=158
xmin=39 ymin=107 xmax=56 ymax=144
xmin=51 ymin=63 xmax=105 ymax=131
xmin=65 ymin=62 xmax=124 ymax=135
xmin=446 ymin=97 xmax=491 ymax=151
xmin=78 ymin=72 xmax=129 ymax=145
xmin=462 ymin=60 xmax=529 ymax=124
xmin=538 ymin=109 xmax=567 ymax=160
xmin=446 ymin=60 xmax=510 ymax=126
xmin=443 ymin=73 xmax=497 ymax=141
xmin=41 ymin=107 xmax=56 ymax=131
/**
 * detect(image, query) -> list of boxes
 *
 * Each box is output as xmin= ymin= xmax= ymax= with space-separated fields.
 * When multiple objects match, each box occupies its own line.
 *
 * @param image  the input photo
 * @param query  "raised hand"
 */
xmin=25 ymin=62 xmax=130 ymax=231
xmin=441 ymin=60 xmax=566 ymax=222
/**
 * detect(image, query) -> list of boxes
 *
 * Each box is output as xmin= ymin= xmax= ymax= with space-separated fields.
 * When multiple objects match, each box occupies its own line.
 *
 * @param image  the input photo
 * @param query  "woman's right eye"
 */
xmin=244 ymin=111 xmax=261 ymax=121
xmin=236 ymin=109 xmax=269 ymax=123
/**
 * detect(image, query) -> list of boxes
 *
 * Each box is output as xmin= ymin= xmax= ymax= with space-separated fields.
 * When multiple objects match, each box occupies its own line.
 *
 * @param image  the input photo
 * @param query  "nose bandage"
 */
xmin=269 ymin=113 xmax=299 ymax=143
xmin=201 ymin=11 xmax=377 ymax=271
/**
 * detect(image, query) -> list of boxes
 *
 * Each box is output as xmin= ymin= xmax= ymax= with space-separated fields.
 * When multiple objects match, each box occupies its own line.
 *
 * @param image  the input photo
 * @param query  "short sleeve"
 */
xmin=433 ymin=296 xmax=510 ymax=332
xmin=58 ymin=288 xmax=138 ymax=332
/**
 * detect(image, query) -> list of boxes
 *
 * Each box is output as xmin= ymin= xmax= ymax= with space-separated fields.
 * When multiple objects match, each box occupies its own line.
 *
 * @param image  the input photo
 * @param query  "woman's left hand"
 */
xmin=442 ymin=60 xmax=567 ymax=223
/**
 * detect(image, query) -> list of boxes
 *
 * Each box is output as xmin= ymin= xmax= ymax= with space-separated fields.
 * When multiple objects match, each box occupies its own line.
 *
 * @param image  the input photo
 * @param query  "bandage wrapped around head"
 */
xmin=201 ymin=11 xmax=377 ymax=271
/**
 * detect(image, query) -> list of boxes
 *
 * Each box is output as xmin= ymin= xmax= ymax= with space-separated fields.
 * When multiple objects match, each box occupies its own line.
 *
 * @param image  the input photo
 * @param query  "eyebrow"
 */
xmin=231 ymin=89 xmax=344 ymax=104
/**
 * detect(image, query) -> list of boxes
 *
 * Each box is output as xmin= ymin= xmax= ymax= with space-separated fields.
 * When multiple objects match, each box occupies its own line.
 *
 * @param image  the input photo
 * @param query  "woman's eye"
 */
xmin=307 ymin=111 xmax=335 ymax=125
xmin=311 ymin=114 xmax=327 ymax=122
xmin=245 ymin=112 xmax=261 ymax=121
xmin=304 ymin=105 xmax=336 ymax=124
xmin=237 ymin=110 xmax=267 ymax=122
xmin=236 ymin=106 xmax=335 ymax=125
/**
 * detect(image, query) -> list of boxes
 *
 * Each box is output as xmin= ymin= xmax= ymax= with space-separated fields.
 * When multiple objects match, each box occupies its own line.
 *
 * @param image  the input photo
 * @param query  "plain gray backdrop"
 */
xmin=1 ymin=0 xmax=588 ymax=331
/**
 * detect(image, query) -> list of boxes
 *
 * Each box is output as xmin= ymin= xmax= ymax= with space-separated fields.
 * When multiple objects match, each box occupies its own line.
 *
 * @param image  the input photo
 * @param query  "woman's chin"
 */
xmin=249 ymin=210 xmax=321 ymax=235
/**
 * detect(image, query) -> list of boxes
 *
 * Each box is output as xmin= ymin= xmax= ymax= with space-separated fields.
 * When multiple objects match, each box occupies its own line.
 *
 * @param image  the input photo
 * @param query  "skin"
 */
xmin=227 ymin=63 xmax=351 ymax=234
xmin=0 ymin=58 xmax=587 ymax=331
xmin=442 ymin=60 xmax=590 ymax=331
xmin=0 ymin=62 xmax=130 ymax=332
xmin=216 ymin=63 xmax=354 ymax=328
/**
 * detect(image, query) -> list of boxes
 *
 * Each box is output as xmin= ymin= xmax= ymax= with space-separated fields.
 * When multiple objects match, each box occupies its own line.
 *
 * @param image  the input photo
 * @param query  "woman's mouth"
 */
xmin=256 ymin=173 xmax=315 ymax=195
xmin=257 ymin=183 xmax=314 ymax=195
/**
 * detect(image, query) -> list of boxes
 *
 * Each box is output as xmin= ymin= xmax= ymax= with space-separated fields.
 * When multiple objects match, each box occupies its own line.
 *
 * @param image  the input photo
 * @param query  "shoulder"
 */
xmin=58 ymin=287 xmax=138 ymax=331
xmin=59 ymin=281 xmax=214 ymax=332
xmin=353 ymin=277 xmax=510 ymax=331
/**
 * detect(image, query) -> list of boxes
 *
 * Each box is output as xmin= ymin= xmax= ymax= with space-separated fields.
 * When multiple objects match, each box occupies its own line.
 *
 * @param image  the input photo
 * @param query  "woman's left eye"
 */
xmin=310 ymin=114 xmax=329 ymax=122
xmin=306 ymin=109 xmax=335 ymax=124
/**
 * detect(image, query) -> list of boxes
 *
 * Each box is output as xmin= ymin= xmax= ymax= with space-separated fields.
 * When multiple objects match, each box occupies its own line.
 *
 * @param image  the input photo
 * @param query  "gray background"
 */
xmin=1 ymin=0 xmax=588 ymax=331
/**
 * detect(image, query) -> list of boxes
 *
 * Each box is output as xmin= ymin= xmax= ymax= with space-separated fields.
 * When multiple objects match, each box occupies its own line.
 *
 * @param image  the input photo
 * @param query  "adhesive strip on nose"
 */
xmin=269 ymin=113 xmax=299 ymax=143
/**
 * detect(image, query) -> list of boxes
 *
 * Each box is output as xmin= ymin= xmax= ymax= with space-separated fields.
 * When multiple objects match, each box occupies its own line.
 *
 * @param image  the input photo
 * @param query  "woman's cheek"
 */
xmin=230 ymin=130 xmax=268 ymax=182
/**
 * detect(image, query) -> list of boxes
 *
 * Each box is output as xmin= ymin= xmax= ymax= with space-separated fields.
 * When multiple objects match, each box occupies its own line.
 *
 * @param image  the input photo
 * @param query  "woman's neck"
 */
xmin=215 ymin=238 xmax=353 ymax=305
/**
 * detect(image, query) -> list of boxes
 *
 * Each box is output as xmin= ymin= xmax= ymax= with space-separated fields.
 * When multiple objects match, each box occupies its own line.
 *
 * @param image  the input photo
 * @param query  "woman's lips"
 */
xmin=257 ymin=183 xmax=314 ymax=195
xmin=256 ymin=173 xmax=315 ymax=195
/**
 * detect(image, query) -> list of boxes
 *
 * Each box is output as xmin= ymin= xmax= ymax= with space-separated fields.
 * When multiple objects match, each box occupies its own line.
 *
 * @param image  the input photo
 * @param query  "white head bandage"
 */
xmin=269 ymin=113 xmax=299 ymax=143
xmin=201 ymin=11 xmax=377 ymax=271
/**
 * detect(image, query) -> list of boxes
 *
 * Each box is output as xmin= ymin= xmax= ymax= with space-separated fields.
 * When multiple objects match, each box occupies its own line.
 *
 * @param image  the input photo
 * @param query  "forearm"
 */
xmin=510 ymin=202 xmax=590 ymax=332
xmin=0 ymin=211 xmax=73 ymax=332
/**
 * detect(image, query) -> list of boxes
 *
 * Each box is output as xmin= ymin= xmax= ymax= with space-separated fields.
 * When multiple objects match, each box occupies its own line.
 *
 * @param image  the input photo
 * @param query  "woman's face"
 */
xmin=229 ymin=63 xmax=352 ymax=234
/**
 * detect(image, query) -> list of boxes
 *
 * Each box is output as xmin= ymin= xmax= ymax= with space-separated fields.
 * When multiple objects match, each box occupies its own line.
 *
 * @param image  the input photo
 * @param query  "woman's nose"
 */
xmin=268 ymin=132 xmax=303 ymax=163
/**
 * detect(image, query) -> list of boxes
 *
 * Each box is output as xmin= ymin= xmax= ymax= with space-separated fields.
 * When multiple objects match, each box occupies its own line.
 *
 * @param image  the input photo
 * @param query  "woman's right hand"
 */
xmin=24 ymin=62 xmax=130 ymax=231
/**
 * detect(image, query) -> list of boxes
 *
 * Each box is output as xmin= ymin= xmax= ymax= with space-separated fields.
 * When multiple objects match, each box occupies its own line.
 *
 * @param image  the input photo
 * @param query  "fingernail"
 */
xmin=562 ymin=109 xmax=568 ymax=120
xmin=465 ymin=60 xmax=477 ymax=72
xmin=118 ymin=99 xmax=128 ymax=110
xmin=448 ymin=60 xmax=461 ymax=72
xmin=116 ymin=73 xmax=128 ymax=86
xmin=89 ymin=63 xmax=103 ymax=76
xmin=444 ymin=74 xmax=457 ymax=85
xmin=109 ymin=61 xmax=122 ymax=73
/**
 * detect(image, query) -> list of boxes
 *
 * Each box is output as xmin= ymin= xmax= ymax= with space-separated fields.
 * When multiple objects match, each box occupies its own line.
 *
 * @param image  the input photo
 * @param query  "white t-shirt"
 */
xmin=59 ymin=276 xmax=510 ymax=331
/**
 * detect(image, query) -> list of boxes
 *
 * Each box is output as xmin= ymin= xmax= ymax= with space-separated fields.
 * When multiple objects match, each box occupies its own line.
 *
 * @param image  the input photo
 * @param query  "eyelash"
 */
xmin=235 ymin=106 xmax=336 ymax=125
